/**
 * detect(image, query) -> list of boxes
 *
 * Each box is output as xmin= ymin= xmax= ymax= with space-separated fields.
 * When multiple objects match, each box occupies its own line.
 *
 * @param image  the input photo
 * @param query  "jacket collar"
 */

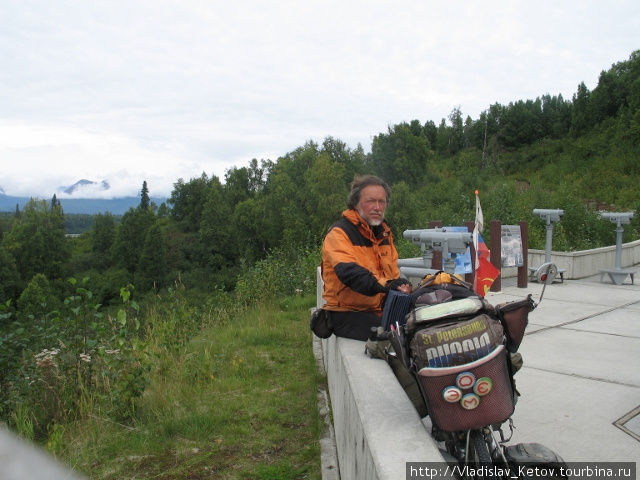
xmin=342 ymin=209 xmax=391 ymax=240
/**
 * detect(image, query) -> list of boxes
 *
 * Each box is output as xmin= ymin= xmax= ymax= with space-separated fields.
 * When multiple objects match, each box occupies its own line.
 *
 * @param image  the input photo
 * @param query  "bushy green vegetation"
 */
xmin=0 ymin=50 xmax=639 ymax=477
xmin=55 ymin=293 xmax=322 ymax=480
xmin=2 ymin=243 xmax=322 ymax=479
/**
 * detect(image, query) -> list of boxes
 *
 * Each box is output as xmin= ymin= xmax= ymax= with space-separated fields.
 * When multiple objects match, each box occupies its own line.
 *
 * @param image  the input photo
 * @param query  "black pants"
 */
xmin=330 ymin=310 xmax=381 ymax=341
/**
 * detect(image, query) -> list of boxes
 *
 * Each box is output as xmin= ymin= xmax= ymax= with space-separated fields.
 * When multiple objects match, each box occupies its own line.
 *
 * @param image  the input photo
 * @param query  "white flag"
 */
xmin=474 ymin=189 xmax=483 ymax=234
xmin=473 ymin=190 xmax=483 ymax=270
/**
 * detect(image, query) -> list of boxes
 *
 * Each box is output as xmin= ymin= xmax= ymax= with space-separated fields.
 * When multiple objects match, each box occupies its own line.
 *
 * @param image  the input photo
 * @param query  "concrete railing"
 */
xmin=527 ymin=239 xmax=640 ymax=279
xmin=316 ymin=335 xmax=444 ymax=480
xmin=399 ymin=240 xmax=640 ymax=282
xmin=315 ymin=267 xmax=444 ymax=479
xmin=0 ymin=428 xmax=85 ymax=480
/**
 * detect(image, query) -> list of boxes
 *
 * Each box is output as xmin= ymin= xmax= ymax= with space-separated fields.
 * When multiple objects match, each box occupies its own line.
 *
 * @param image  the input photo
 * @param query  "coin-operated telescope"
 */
xmin=533 ymin=209 xmax=564 ymax=224
xmin=599 ymin=212 xmax=635 ymax=274
xmin=599 ymin=211 xmax=634 ymax=226
xmin=529 ymin=208 xmax=565 ymax=283
xmin=533 ymin=209 xmax=564 ymax=263
xmin=403 ymin=229 xmax=473 ymax=274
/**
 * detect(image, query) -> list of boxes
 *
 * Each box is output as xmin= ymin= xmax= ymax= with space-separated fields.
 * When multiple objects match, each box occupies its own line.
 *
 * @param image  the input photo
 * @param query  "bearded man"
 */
xmin=321 ymin=175 xmax=411 ymax=340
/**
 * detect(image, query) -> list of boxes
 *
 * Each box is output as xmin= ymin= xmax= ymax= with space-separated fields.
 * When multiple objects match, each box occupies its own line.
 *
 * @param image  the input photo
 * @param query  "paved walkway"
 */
xmin=483 ymin=272 xmax=640 ymax=463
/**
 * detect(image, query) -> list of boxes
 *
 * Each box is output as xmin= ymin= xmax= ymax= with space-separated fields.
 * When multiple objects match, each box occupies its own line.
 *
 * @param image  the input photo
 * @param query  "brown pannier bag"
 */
xmin=416 ymin=344 xmax=515 ymax=431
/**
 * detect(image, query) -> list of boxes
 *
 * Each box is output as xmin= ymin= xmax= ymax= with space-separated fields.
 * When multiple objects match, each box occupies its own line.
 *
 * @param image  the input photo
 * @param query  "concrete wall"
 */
xmin=398 ymin=240 xmax=640 ymax=282
xmin=528 ymin=239 xmax=640 ymax=279
xmin=319 ymin=335 xmax=444 ymax=480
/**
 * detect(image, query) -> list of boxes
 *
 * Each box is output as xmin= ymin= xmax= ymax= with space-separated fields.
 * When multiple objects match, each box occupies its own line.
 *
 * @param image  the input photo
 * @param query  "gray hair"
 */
xmin=346 ymin=175 xmax=391 ymax=210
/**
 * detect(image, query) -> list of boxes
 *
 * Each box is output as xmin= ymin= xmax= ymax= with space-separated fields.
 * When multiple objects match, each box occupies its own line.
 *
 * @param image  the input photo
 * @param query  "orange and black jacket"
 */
xmin=321 ymin=209 xmax=401 ymax=315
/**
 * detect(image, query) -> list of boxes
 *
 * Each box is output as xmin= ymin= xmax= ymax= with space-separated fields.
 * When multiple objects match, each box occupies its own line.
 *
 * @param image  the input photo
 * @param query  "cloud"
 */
xmin=1 ymin=0 xmax=639 ymax=198
xmin=0 ymin=122 xmax=197 ymax=198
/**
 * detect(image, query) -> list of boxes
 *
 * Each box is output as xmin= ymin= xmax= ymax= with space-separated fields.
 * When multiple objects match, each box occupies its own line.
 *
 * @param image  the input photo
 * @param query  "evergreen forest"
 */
xmin=0 ymin=50 xmax=639 ymax=478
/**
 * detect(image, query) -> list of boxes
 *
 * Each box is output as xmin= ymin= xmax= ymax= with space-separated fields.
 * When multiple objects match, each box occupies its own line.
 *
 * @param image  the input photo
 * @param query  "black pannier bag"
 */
xmin=494 ymin=294 xmax=535 ymax=353
xmin=310 ymin=308 xmax=333 ymax=339
xmin=504 ymin=442 xmax=568 ymax=477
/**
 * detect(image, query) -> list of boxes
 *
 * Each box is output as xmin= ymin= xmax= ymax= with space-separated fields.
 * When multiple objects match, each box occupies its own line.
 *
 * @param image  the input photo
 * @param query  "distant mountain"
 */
xmin=0 ymin=193 xmax=167 ymax=215
xmin=61 ymin=179 xmax=111 ymax=195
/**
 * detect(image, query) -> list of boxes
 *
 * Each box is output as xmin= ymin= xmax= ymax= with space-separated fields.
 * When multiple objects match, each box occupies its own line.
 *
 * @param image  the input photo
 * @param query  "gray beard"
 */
xmin=358 ymin=206 xmax=383 ymax=226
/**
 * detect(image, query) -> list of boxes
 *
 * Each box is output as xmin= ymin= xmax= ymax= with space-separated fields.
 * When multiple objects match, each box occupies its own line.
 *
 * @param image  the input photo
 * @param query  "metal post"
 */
xmin=532 ymin=209 xmax=564 ymax=281
xmin=545 ymin=218 xmax=553 ymax=263
xmin=615 ymin=223 xmax=624 ymax=270
xmin=428 ymin=220 xmax=443 ymax=270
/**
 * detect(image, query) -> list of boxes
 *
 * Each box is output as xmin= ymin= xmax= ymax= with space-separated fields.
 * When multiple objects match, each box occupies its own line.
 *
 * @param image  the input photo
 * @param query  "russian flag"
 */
xmin=473 ymin=190 xmax=500 ymax=296
xmin=473 ymin=233 xmax=500 ymax=296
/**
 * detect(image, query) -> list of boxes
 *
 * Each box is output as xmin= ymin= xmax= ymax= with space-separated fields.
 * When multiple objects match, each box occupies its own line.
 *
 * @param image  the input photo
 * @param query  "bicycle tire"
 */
xmin=470 ymin=430 xmax=492 ymax=465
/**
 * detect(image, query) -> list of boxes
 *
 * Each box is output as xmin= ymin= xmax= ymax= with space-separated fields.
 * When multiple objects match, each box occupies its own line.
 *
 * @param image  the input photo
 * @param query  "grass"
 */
xmin=56 ymin=294 xmax=324 ymax=479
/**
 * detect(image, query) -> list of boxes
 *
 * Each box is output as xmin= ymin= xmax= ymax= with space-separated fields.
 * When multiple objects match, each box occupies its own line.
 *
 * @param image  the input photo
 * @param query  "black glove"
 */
xmin=385 ymin=278 xmax=411 ymax=291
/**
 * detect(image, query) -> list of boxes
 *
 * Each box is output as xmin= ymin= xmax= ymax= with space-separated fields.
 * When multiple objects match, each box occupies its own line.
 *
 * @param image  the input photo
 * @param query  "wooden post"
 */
xmin=490 ymin=219 xmax=501 ymax=292
xmin=517 ymin=221 xmax=528 ymax=288
xmin=429 ymin=220 xmax=443 ymax=270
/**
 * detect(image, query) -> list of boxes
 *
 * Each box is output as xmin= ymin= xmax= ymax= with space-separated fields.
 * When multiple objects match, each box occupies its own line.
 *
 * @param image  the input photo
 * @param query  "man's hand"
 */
xmin=386 ymin=278 xmax=413 ymax=294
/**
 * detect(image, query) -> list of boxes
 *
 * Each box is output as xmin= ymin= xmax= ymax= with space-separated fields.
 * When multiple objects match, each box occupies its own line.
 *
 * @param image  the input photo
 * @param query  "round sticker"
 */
xmin=456 ymin=371 xmax=476 ymax=389
xmin=442 ymin=386 xmax=462 ymax=403
xmin=460 ymin=393 xmax=481 ymax=410
xmin=474 ymin=377 xmax=493 ymax=396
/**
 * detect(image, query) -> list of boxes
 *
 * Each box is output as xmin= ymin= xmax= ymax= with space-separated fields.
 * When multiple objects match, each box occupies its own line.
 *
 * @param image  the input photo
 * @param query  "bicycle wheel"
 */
xmin=470 ymin=430 xmax=492 ymax=465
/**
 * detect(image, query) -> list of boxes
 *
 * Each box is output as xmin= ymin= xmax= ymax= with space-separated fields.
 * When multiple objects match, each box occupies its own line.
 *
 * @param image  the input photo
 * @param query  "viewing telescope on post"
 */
xmin=598 ymin=211 xmax=636 ymax=285
xmin=529 ymin=208 xmax=565 ymax=283
xmin=599 ymin=211 xmax=633 ymax=226
xmin=533 ymin=209 xmax=564 ymax=264
xmin=402 ymin=229 xmax=473 ymax=275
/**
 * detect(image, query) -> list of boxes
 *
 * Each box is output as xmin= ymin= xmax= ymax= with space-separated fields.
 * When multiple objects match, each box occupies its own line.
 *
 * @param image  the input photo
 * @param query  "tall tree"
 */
xmin=303 ymin=153 xmax=348 ymax=236
xmin=435 ymin=118 xmax=450 ymax=154
xmin=3 ymin=199 xmax=70 ymax=282
xmin=169 ymin=173 xmax=210 ymax=232
xmin=571 ymin=82 xmax=592 ymax=135
xmin=112 ymin=208 xmax=156 ymax=274
xmin=448 ymin=107 xmax=464 ymax=154
xmin=0 ymin=246 xmax=20 ymax=302
xmin=200 ymin=176 xmax=237 ymax=283
xmin=224 ymin=167 xmax=253 ymax=207
xmin=423 ymin=120 xmax=438 ymax=150
xmin=370 ymin=122 xmax=430 ymax=186
xmin=91 ymin=213 xmax=116 ymax=267
xmin=135 ymin=223 xmax=167 ymax=291
xmin=321 ymin=136 xmax=365 ymax=182
xmin=139 ymin=181 xmax=150 ymax=210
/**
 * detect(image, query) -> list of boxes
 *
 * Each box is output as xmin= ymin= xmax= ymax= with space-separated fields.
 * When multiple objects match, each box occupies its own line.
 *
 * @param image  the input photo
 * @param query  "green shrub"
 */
xmin=234 ymin=244 xmax=320 ymax=306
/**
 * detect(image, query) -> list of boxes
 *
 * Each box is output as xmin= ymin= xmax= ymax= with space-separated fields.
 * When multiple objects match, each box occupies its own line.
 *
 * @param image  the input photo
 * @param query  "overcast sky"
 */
xmin=1 ymin=1 xmax=638 ymax=199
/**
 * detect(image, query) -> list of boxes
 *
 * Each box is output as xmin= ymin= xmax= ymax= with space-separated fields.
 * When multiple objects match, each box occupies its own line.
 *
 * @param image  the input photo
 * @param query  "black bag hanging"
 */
xmin=310 ymin=308 xmax=333 ymax=339
xmin=381 ymin=289 xmax=412 ymax=331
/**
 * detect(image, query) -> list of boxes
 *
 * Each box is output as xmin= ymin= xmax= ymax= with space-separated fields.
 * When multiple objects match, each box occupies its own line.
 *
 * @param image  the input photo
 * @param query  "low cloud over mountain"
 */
xmin=59 ymin=179 xmax=111 ymax=196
